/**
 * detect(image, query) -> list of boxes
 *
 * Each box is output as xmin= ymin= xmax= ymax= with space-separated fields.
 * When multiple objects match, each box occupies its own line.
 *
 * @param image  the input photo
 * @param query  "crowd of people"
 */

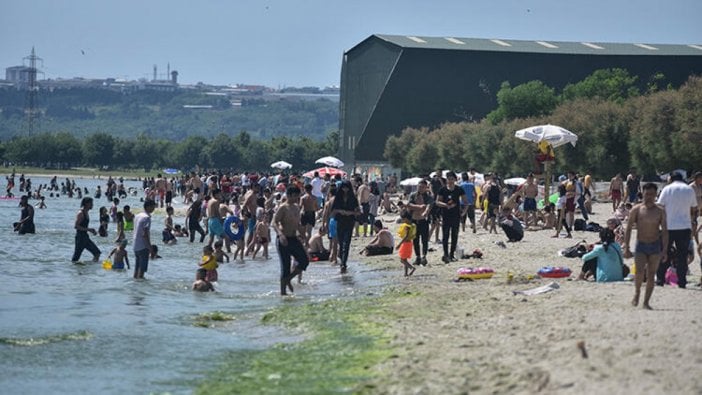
xmin=6 ymin=166 xmax=702 ymax=304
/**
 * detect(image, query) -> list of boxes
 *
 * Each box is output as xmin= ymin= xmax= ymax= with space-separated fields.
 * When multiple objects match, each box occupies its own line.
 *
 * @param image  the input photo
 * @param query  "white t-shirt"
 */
xmin=657 ymin=181 xmax=697 ymax=230
xmin=310 ymin=177 xmax=324 ymax=198
xmin=133 ymin=212 xmax=152 ymax=251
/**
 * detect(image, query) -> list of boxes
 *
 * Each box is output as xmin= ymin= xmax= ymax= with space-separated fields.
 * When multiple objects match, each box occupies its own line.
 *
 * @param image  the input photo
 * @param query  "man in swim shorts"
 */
xmin=521 ymin=173 xmax=539 ymax=228
xmin=300 ymin=183 xmax=319 ymax=245
xmin=206 ymin=188 xmax=224 ymax=248
xmin=623 ymin=183 xmax=667 ymax=309
xmin=273 ymin=185 xmax=309 ymax=295
xmin=609 ymin=173 xmax=624 ymax=213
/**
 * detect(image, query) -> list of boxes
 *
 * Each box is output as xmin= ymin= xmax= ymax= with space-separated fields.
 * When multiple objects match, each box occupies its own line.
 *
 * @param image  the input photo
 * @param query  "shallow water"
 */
xmin=0 ymin=176 xmax=388 ymax=394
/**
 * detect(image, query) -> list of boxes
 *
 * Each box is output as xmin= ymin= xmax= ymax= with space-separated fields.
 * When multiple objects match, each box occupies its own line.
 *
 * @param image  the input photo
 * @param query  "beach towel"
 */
xmin=512 ymin=281 xmax=560 ymax=296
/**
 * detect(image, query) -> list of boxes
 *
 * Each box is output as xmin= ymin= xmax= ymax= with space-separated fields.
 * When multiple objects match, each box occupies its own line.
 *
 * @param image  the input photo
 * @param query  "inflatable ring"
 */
xmin=457 ymin=267 xmax=495 ymax=280
xmin=224 ymin=216 xmax=245 ymax=240
xmin=537 ymin=266 xmax=572 ymax=278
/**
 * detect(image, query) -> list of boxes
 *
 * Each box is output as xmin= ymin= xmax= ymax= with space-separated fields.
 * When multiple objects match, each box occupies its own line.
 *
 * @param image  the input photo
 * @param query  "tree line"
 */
xmin=0 ymin=130 xmax=339 ymax=173
xmin=0 ymin=88 xmax=339 ymax=141
xmin=384 ymin=69 xmax=701 ymax=180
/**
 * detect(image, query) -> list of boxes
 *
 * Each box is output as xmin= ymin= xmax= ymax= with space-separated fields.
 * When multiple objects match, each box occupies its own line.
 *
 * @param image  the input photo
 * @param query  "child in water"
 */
xmin=108 ymin=240 xmax=130 ymax=270
xmin=98 ymin=207 xmax=109 ymax=237
xmin=114 ymin=211 xmax=125 ymax=243
xmin=192 ymin=268 xmax=215 ymax=292
xmin=199 ymin=245 xmax=218 ymax=282
xmin=162 ymin=206 xmax=177 ymax=244
xmin=396 ymin=210 xmax=417 ymax=276
xmin=214 ymin=240 xmax=229 ymax=263
xmin=251 ymin=212 xmax=270 ymax=260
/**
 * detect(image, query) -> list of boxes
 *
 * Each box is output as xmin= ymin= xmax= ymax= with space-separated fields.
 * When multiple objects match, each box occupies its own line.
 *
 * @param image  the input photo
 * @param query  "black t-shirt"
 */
xmin=437 ymin=186 xmax=465 ymax=219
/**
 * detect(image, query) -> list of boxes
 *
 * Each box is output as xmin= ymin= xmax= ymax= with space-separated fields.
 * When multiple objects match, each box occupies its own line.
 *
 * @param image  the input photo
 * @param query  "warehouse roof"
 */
xmin=365 ymin=34 xmax=702 ymax=56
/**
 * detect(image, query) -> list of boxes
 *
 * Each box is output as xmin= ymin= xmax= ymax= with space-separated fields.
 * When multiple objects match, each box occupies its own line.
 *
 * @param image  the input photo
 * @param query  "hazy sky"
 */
xmin=2 ymin=0 xmax=700 ymax=87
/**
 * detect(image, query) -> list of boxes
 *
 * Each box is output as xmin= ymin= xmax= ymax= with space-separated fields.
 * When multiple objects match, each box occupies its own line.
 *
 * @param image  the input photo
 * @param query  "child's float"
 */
xmin=224 ymin=216 xmax=245 ymax=240
xmin=457 ymin=267 xmax=495 ymax=280
xmin=537 ymin=266 xmax=571 ymax=278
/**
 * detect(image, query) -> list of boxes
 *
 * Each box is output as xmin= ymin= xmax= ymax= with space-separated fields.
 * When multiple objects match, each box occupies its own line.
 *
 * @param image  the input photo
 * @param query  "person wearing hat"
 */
xmin=656 ymin=171 xmax=697 ymax=288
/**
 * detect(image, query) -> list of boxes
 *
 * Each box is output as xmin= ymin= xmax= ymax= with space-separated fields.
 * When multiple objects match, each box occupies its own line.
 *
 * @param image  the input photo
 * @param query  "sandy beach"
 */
xmin=350 ymin=202 xmax=702 ymax=394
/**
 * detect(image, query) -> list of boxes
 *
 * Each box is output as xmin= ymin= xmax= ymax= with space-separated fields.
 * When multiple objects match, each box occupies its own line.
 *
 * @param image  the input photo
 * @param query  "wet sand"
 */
xmin=352 ymin=202 xmax=702 ymax=394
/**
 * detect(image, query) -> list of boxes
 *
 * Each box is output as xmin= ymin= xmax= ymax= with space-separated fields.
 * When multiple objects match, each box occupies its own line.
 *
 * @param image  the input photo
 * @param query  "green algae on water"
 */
xmin=196 ymin=294 xmax=400 ymax=394
xmin=0 ymin=330 xmax=93 ymax=347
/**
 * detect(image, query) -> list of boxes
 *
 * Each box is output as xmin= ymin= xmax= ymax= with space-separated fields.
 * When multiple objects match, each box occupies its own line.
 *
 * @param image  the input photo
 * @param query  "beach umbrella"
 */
xmin=399 ymin=177 xmax=424 ymax=187
xmin=270 ymin=160 xmax=293 ymax=170
xmin=315 ymin=156 xmax=344 ymax=168
xmin=514 ymin=124 xmax=578 ymax=148
xmin=503 ymin=177 xmax=527 ymax=186
xmin=303 ymin=166 xmax=347 ymax=178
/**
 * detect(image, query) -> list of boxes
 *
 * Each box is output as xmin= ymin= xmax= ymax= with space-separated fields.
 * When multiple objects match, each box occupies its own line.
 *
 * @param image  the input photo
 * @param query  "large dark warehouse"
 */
xmin=338 ymin=34 xmax=702 ymax=174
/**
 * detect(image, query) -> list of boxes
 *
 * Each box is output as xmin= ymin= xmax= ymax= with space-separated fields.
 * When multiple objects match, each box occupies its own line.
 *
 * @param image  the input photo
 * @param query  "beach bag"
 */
xmin=574 ymin=218 xmax=587 ymax=231
xmin=562 ymin=242 xmax=588 ymax=258
xmin=586 ymin=222 xmax=602 ymax=232
xmin=665 ymin=266 xmax=678 ymax=286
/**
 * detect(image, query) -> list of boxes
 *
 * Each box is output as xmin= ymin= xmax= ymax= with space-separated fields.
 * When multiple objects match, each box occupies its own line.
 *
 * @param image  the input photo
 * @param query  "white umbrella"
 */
xmin=399 ymin=177 xmax=424 ymax=187
xmin=270 ymin=160 xmax=293 ymax=170
xmin=514 ymin=124 xmax=578 ymax=148
xmin=504 ymin=177 xmax=527 ymax=186
xmin=315 ymin=156 xmax=344 ymax=168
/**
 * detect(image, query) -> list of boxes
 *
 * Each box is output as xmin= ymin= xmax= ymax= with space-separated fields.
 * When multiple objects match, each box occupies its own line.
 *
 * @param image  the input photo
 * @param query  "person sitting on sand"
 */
xmin=500 ymin=207 xmax=524 ymax=242
xmin=360 ymin=220 xmax=394 ymax=256
xmin=192 ymin=268 xmax=215 ymax=292
xmin=308 ymin=227 xmax=330 ymax=261
xmin=578 ymin=228 xmax=624 ymax=282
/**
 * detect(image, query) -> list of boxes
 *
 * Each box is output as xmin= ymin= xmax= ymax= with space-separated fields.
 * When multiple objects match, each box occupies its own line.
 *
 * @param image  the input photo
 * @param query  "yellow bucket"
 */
xmin=102 ymin=259 xmax=113 ymax=270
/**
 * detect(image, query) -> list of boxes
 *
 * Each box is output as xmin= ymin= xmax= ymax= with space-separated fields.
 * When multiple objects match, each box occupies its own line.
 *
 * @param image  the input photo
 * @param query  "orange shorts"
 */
xmin=398 ymin=241 xmax=413 ymax=260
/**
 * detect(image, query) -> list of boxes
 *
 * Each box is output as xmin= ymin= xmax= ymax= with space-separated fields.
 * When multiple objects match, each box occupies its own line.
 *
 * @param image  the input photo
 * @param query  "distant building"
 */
xmin=5 ymin=66 xmax=31 ymax=84
xmin=339 ymin=34 xmax=702 ymax=171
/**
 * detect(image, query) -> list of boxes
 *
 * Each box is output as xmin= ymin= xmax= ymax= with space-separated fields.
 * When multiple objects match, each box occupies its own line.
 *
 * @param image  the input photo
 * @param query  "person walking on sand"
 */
xmin=71 ymin=197 xmax=101 ymax=263
xmin=623 ymin=183 xmax=667 ymax=309
xmin=655 ymin=171 xmax=697 ymax=289
xmin=331 ymin=180 xmax=361 ymax=273
xmin=407 ymin=179 xmax=433 ymax=266
xmin=133 ymin=199 xmax=156 ymax=279
xmin=609 ymin=173 xmax=624 ymax=213
xmin=520 ymin=173 xmax=539 ymax=228
xmin=436 ymin=171 xmax=468 ymax=263
xmin=273 ymin=185 xmax=309 ymax=295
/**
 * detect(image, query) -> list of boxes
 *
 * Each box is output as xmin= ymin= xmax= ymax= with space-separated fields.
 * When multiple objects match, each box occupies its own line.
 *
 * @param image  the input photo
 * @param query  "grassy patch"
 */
xmin=192 ymin=311 xmax=236 ymax=328
xmin=196 ymin=294 xmax=400 ymax=395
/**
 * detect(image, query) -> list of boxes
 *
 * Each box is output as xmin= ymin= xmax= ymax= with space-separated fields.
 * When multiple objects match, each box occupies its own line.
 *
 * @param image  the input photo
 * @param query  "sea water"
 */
xmin=0 ymin=176 xmax=388 ymax=394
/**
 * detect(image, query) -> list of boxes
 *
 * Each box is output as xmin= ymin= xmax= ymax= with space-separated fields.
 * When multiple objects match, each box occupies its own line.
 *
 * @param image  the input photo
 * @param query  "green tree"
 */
xmin=486 ymin=81 xmax=558 ymax=124
xmin=562 ymin=68 xmax=639 ymax=102
xmin=82 ymin=132 xmax=115 ymax=167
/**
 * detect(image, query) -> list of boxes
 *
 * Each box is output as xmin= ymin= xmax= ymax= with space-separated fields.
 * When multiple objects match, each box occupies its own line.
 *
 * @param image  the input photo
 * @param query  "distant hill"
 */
xmin=0 ymin=87 xmax=339 ymax=140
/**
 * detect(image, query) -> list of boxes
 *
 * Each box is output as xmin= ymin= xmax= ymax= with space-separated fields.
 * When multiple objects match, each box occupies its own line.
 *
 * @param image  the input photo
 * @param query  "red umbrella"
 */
xmin=303 ymin=166 xmax=347 ymax=178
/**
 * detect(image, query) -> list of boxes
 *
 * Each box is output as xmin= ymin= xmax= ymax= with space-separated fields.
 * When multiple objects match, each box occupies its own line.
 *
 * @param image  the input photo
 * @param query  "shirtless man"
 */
xmin=690 ymin=172 xmax=702 ymax=244
xmin=609 ymin=173 xmax=624 ymax=213
xmin=308 ymin=227 xmax=329 ymax=261
xmin=300 ymin=184 xmax=319 ymax=245
xmin=360 ymin=220 xmax=395 ymax=256
xmin=155 ymin=173 xmax=167 ymax=208
xmin=356 ymin=178 xmax=371 ymax=237
xmin=623 ymin=183 xmax=668 ymax=310
xmin=243 ymin=183 xmax=260 ymax=252
xmin=521 ymin=173 xmax=539 ymax=228
xmin=273 ymin=185 xmax=309 ymax=295
xmin=206 ymin=188 xmax=224 ymax=248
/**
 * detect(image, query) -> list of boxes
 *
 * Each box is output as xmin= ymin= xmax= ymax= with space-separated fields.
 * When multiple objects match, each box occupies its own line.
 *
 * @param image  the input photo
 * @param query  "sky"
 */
xmin=1 ymin=0 xmax=700 ymax=88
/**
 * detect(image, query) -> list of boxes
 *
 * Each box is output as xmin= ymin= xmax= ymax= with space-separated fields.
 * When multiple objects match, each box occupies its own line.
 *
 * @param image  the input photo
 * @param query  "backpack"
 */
xmin=586 ymin=222 xmax=602 ymax=232
xmin=562 ymin=242 xmax=588 ymax=258
xmin=574 ymin=218 xmax=587 ymax=231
